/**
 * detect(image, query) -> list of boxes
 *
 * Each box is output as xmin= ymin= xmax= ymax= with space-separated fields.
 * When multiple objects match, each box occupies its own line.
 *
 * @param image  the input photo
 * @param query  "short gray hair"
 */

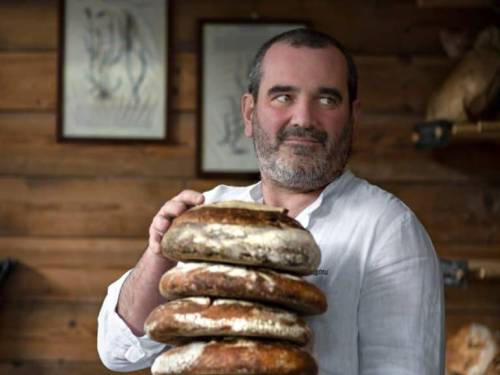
xmin=247 ymin=28 xmax=358 ymax=107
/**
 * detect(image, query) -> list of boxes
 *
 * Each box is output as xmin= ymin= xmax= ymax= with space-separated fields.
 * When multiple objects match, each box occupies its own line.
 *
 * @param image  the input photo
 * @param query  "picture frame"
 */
xmin=57 ymin=0 xmax=170 ymax=142
xmin=197 ymin=20 xmax=310 ymax=178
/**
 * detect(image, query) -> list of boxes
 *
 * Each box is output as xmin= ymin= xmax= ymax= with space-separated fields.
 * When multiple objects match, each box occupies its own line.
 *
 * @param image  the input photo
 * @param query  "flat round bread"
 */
xmin=446 ymin=323 xmax=498 ymax=375
xmin=145 ymin=297 xmax=311 ymax=346
xmin=161 ymin=201 xmax=321 ymax=275
xmin=159 ymin=262 xmax=327 ymax=315
xmin=151 ymin=339 xmax=318 ymax=375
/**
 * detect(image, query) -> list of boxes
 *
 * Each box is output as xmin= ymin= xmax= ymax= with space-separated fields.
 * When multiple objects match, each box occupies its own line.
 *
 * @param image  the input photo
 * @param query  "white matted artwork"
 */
xmin=59 ymin=0 xmax=168 ymax=141
xmin=199 ymin=21 xmax=308 ymax=177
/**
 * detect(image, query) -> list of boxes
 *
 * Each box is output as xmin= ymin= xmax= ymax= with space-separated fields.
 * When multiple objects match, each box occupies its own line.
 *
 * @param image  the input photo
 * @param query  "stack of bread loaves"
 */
xmin=144 ymin=201 xmax=327 ymax=375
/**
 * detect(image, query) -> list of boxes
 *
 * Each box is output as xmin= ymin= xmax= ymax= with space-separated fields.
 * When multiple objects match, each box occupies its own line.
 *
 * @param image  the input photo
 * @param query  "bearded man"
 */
xmin=97 ymin=28 xmax=444 ymax=374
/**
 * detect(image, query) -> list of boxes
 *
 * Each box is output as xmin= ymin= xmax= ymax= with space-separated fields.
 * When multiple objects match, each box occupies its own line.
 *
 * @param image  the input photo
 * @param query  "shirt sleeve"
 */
xmin=358 ymin=212 xmax=445 ymax=375
xmin=97 ymin=270 xmax=167 ymax=372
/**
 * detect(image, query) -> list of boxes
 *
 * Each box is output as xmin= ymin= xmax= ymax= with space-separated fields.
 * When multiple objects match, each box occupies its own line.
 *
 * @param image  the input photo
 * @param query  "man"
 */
xmin=98 ymin=28 xmax=445 ymax=374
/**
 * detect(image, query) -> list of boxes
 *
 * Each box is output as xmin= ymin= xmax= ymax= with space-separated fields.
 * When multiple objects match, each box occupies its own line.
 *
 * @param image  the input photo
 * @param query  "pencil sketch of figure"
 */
xmin=82 ymin=5 xmax=149 ymax=103
xmin=63 ymin=0 xmax=166 ymax=139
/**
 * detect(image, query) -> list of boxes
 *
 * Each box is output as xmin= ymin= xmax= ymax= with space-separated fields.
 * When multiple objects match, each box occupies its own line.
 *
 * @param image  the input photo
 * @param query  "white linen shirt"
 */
xmin=97 ymin=170 xmax=445 ymax=374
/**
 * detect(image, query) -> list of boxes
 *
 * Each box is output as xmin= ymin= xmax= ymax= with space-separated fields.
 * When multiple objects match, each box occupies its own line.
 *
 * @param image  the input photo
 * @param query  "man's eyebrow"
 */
xmin=318 ymin=87 xmax=343 ymax=101
xmin=267 ymin=85 xmax=299 ymax=96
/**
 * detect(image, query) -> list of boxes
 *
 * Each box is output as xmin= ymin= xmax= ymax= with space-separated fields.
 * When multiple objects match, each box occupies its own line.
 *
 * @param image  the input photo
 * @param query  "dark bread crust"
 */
xmin=144 ymin=297 xmax=311 ymax=346
xmin=159 ymin=262 xmax=327 ymax=315
xmin=151 ymin=339 xmax=318 ymax=375
xmin=174 ymin=204 xmax=305 ymax=230
xmin=161 ymin=201 xmax=321 ymax=275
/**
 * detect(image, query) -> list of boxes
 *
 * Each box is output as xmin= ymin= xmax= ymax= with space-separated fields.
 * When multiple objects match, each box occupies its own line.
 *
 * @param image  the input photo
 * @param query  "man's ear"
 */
xmin=241 ymin=93 xmax=255 ymax=138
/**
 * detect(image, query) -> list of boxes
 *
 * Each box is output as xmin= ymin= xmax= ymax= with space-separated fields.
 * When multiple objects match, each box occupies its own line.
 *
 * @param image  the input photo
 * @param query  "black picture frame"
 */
xmin=197 ymin=19 xmax=310 ymax=178
xmin=57 ymin=0 xmax=171 ymax=143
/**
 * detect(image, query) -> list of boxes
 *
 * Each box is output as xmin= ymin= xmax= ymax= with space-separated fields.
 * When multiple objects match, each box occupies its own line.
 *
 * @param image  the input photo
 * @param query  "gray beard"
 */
xmin=252 ymin=115 xmax=353 ymax=191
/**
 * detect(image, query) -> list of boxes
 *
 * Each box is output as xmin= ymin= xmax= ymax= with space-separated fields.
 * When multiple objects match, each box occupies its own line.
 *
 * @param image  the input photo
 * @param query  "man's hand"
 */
xmin=147 ymin=190 xmax=205 ymax=256
xmin=116 ymin=190 xmax=204 ymax=336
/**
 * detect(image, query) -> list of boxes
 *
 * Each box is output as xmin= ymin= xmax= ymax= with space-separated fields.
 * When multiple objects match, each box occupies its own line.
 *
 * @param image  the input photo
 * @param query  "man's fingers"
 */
xmin=147 ymin=190 xmax=204 ymax=256
xmin=157 ymin=200 xmax=188 ymax=219
xmin=147 ymin=228 xmax=163 ymax=255
xmin=152 ymin=214 xmax=169 ymax=232
xmin=158 ymin=190 xmax=204 ymax=219
xmin=172 ymin=190 xmax=204 ymax=206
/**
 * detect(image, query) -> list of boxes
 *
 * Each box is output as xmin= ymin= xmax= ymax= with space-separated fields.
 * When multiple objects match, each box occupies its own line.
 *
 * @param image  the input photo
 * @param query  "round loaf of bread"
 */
xmin=161 ymin=201 xmax=321 ymax=275
xmin=144 ymin=297 xmax=311 ymax=345
xmin=446 ymin=323 xmax=498 ymax=375
xmin=151 ymin=339 xmax=318 ymax=375
xmin=159 ymin=262 xmax=327 ymax=315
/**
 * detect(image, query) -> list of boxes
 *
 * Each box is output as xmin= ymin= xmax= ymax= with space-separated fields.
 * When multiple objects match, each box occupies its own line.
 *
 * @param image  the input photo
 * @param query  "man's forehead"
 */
xmin=262 ymin=42 xmax=345 ymax=68
xmin=259 ymin=42 xmax=348 ymax=89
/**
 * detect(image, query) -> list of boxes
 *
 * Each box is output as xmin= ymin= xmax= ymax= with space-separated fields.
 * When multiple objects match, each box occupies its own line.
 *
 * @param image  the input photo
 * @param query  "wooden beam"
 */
xmin=417 ymin=0 xmax=494 ymax=8
xmin=0 ymin=361 xmax=149 ymax=375
xmin=0 ymin=300 xmax=496 ymax=364
xmin=0 ymin=51 xmax=452 ymax=113
xmin=2 ymin=112 xmax=500 ymax=183
xmin=0 ymin=113 xmax=196 ymax=178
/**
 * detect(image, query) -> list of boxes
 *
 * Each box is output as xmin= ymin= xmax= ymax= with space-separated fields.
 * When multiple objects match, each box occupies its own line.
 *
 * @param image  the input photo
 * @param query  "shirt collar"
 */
xmin=244 ymin=170 xmax=353 ymax=229
xmin=245 ymin=181 xmax=262 ymax=203
xmin=296 ymin=169 xmax=352 ymax=228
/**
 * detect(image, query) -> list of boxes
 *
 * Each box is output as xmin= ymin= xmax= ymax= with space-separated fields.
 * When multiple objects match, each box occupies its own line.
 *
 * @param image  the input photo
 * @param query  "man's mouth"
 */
xmin=282 ymin=137 xmax=322 ymax=146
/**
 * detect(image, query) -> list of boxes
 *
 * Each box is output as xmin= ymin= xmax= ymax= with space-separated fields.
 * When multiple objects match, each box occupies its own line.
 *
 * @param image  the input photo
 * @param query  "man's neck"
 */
xmin=260 ymin=177 xmax=327 ymax=218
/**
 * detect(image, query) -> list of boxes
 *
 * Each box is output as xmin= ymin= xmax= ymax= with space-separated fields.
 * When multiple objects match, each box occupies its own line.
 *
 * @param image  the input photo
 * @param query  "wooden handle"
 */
xmin=452 ymin=121 xmax=500 ymax=135
xmin=468 ymin=260 xmax=500 ymax=280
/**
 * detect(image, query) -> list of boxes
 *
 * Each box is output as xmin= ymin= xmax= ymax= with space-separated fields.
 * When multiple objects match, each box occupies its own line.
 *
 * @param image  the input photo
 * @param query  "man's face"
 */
xmin=242 ymin=43 xmax=359 ymax=191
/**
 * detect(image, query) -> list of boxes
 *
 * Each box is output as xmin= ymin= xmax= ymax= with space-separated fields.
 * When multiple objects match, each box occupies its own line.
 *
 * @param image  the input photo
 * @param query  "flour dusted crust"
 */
xmin=161 ymin=201 xmax=321 ymax=275
xmin=144 ymin=297 xmax=311 ymax=346
xmin=151 ymin=339 xmax=318 ymax=375
xmin=159 ymin=262 xmax=327 ymax=315
xmin=446 ymin=324 xmax=498 ymax=375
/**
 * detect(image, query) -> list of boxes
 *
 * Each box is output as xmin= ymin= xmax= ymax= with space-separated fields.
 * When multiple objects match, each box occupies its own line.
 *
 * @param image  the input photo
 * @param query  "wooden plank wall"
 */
xmin=0 ymin=0 xmax=498 ymax=373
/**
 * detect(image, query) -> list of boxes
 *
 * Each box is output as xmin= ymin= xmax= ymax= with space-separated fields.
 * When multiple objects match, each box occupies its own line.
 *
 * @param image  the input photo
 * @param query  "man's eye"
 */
xmin=319 ymin=97 xmax=338 ymax=106
xmin=274 ymin=95 xmax=291 ymax=104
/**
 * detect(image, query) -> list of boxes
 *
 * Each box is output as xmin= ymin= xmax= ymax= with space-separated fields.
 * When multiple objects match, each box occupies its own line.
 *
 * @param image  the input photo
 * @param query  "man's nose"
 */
xmin=290 ymin=100 xmax=315 ymax=128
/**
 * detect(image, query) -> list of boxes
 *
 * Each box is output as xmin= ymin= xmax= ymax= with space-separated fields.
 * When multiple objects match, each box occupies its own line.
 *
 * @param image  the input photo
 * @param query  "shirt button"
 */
xmin=124 ymin=346 xmax=146 ymax=363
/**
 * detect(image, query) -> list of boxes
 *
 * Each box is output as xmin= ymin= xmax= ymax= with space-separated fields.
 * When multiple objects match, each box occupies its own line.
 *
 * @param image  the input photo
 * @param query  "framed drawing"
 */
xmin=197 ymin=20 xmax=309 ymax=178
xmin=58 ymin=0 xmax=170 ymax=142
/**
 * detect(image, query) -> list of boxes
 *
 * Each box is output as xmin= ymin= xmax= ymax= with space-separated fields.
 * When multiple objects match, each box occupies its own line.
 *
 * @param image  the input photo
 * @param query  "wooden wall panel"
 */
xmin=187 ymin=178 xmax=500 ymax=243
xmin=417 ymin=0 xmax=494 ymax=8
xmin=0 ymin=52 xmax=195 ymax=113
xmin=356 ymin=55 xmax=451 ymax=113
xmin=0 ymin=301 xmax=495 ymax=366
xmin=352 ymin=115 xmax=500 ymax=183
xmin=0 ymin=53 xmax=56 ymax=110
xmin=437 ymin=243 xmax=500 ymax=259
xmin=0 ymin=362 xmax=149 ymax=375
xmin=446 ymin=311 xmax=500 ymax=337
xmin=0 ymin=237 xmax=145 ymax=268
xmin=0 ymin=302 xmax=110 ymax=362
xmin=5 ymin=178 xmax=496 ymax=238
xmin=1 ymin=237 xmax=498 ymax=304
xmin=1 ymin=265 xmax=123 ymax=302
xmin=1 ymin=0 xmax=495 ymax=55
xmin=381 ymin=183 xmax=500 ymax=244
xmin=0 ymin=113 xmax=196 ymax=177
xmin=0 ymin=51 xmax=453 ymax=114
xmin=2 ymin=112 xmax=499 ymax=183
xmin=173 ymin=0 xmax=496 ymax=54
xmin=0 ymin=177 xmax=184 ymax=236
xmin=2 ymin=263 xmax=498 ymax=312
xmin=0 ymin=0 xmax=498 ymax=373
xmin=0 ymin=0 xmax=58 ymax=51
xmin=445 ymin=281 xmax=500 ymax=310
